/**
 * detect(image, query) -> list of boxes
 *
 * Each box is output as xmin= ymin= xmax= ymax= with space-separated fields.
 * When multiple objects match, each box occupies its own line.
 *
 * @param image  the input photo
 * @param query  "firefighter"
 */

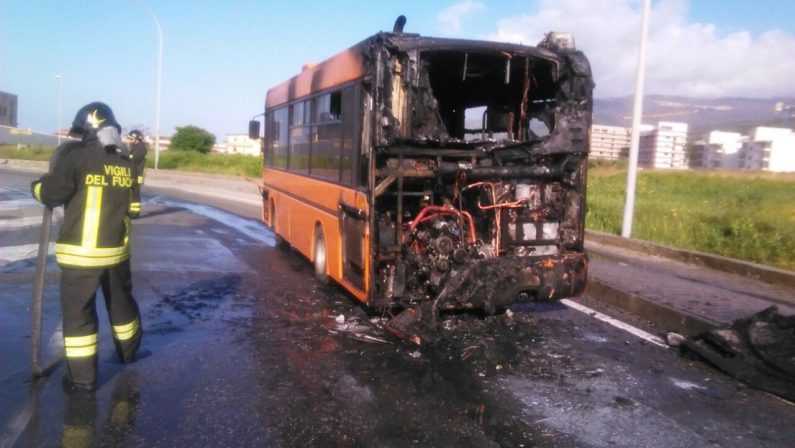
xmin=126 ymin=129 xmax=147 ymax=218
xmin=32 ymin=102 xmax=142 ymax=392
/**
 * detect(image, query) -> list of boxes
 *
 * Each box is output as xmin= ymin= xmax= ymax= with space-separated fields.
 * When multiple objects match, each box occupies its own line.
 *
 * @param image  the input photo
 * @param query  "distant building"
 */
xmin=741 ymin=127 xmax=795 ymax=172
xmin=590 ymin=124 xmax=630 ymax=160
xmin=145 ymin=136 xmax=170 ymax=151
xmin=219 ymin=134 xmax=260 ymax=156
xmin=638 ymin=121 xmax=688 ymax=169
xmin=697 ymin=130 xmax=744 ymax=170
xmin=0 ymin=91 xmax=18 ymax=127
xmin=54 ymin=128 xmax=71 ymax=140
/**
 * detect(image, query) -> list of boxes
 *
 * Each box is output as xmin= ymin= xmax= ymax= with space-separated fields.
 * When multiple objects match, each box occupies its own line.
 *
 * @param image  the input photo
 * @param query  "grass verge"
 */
xmin=587 ymin=164 xmax=795 ymax=270
xmin=0 ymin=144 xmax=55 ymax=161
xmin=1 ymin=145 xmax=263 ymax=178
xmin=154 ymin=150 xmax=262 ymax=178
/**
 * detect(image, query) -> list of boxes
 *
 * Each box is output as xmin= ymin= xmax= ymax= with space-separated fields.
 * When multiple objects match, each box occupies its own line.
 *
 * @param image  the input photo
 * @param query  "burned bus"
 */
xmin=249 ymin=19 xmax=593 ymax=341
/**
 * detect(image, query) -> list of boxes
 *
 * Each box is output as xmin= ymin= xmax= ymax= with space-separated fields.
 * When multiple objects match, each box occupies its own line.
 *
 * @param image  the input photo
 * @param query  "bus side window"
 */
xmin=310 ymin=92 xmax=342 ymax=182
xmin=289 ymin=101 xmax=310 ymax=174
xmin=341 ymin=87 xmax=356 ymax=186
xmin=271 ymin=107 xmax=289 ymax=169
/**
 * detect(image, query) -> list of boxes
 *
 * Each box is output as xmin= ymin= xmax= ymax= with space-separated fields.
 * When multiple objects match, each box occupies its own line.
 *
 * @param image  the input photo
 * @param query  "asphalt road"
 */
xmin=2 ymin=167 xmax=794 ymax=447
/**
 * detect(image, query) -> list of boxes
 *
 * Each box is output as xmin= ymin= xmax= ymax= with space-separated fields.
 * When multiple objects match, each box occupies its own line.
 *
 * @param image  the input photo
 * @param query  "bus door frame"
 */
xmin=339 ymin=83 xmax=367 ymax=291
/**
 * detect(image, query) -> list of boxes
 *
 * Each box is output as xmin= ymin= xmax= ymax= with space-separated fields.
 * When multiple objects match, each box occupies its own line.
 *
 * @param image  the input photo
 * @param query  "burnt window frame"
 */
xmin=418 ymin=49 xmax=560 ymax=143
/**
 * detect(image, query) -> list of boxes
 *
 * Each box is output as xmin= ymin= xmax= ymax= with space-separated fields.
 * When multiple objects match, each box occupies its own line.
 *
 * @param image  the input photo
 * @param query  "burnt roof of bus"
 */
xmin=265 ymin=31 xmax=575 ymax=109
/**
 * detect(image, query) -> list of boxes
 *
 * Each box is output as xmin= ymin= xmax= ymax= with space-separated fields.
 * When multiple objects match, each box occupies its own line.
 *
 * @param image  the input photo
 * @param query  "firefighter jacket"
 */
xmin=130 ymin=140 xmax=147 ymax=186
xmin=32 ymin=135 xmax=134 ymax=268
xmin=128 ymin=140 xmax=147 ymax=216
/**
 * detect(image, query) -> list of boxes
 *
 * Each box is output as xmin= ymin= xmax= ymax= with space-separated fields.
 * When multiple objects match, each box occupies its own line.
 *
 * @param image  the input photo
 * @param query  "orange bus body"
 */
xmin=262 ymin=169 xmax=369 ymax=302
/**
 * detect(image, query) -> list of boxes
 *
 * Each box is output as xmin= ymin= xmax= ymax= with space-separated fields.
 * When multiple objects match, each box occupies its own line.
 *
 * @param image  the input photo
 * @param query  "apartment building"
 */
xmin=698 ymin=130 xmax=744 ymax=169
xmin=638 ymin=121 xmax=689 ymax=169
xmin=741 ymin=127 xmax=795 ymax=172
xmin=590 ymin=124 xmax=630 ymax=160
xmin=220 ymin=134 xmax=260 ymax=156
xmin=0 ymin=91 xmax=18 ymax=127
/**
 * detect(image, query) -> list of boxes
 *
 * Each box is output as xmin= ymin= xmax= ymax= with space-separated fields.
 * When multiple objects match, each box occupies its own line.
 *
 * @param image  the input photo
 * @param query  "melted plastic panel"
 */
xmin=364 ymin=36 xmax=593 ymax=329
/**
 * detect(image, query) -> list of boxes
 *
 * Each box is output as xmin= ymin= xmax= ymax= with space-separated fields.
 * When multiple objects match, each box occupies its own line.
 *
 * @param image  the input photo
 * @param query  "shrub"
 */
xmin=170 ymin=125 xmax=215 ymax=154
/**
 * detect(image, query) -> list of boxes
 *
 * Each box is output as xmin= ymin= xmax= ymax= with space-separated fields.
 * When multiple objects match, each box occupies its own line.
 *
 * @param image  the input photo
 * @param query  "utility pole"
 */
xmin=130 ymin=0 xmax=163 ymax=169
xmin=621 ymin=0 xmax=651 ymax=238
xmin=55 ymin=75 xmax=63 ymax=145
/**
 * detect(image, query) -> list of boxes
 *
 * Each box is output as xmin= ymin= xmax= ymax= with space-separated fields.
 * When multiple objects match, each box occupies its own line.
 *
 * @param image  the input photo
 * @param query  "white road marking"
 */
xmin=150 ymin=197 xmax=275 ymax=246
xmin=670 ymin=377 xmax=706 ymax=391
xmin=2 ymin=324 xmax=63 ymax=448
xmin=0 ymin=199 xmax=40 ymax=210
xmin=0 ymin=216 xmax=43 ymax=230
xmin=0 ymin=243 xmax=55 ymax=266
xmin=561 ymin=298 xmax=669 ymax=348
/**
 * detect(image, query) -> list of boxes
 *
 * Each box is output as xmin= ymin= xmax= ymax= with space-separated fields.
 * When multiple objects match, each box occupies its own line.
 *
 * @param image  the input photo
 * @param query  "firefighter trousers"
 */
xmin=61 ymin=259 xmax=142 ymax=386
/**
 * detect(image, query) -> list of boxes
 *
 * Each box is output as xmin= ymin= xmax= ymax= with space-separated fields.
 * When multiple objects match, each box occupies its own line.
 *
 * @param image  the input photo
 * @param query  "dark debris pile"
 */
xmin=682 ymin=306 xmax=795 ymax=401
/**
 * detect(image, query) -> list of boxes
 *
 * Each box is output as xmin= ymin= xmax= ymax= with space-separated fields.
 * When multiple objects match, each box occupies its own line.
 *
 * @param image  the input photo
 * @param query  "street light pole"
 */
xmin=131 ymin=0 xmax=163 ymax=169
xmin=55 ymin=75 xmax=63 ymax=146
xmin=621 ymin=0 xmax=651 ymax=238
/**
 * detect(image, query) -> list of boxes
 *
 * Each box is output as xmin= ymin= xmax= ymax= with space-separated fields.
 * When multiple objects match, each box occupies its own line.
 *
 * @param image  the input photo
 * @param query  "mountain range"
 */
xmin=593 ymin=96 xmax=795 ymax=140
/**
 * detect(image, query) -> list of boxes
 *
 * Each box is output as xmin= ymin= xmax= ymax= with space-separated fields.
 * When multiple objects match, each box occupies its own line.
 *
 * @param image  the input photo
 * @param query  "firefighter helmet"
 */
xmin=128 ymin=129 xmax=144 ymax=142
xmin=69 ymin=102 xmax=121 ymax=137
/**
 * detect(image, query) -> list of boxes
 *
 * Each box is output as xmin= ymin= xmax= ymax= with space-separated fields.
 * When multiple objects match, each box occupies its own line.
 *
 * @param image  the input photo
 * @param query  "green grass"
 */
xmin=587 ymin=164 xmax=795 ymax=270
xmin=153 ymin=151 xmax=262 ymax=177
xmin=0 ymin=144 xmax=56 ymax=160
xmin=1 ymin=145 xmax=263 ymax=178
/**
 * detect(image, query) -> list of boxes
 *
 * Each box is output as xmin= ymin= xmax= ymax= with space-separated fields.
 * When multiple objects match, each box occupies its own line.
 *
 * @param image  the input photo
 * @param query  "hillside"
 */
xmin=594 ymin=95 xmax=794 ymax=140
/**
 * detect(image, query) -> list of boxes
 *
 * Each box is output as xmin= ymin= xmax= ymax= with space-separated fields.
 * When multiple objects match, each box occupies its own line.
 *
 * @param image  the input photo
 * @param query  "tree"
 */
xmin=171 ymin=125 xmax=215 ymax=154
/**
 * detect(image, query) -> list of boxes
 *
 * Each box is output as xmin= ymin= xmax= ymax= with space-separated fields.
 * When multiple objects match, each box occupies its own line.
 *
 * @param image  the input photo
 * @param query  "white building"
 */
xmin=590 ymin=124 xmax=630 ymax=160
xmin=699 ymin=130 xmax=744 ymax=170
xmin=0 ymin=91 xmax=18 ymax=127
xmin=638 ymin=121 xmax=688 ymax=169
xmin=741 ymin=127 xmax=795 ymax=172
xmin=220 ymin=134 xmax=260 ymax=156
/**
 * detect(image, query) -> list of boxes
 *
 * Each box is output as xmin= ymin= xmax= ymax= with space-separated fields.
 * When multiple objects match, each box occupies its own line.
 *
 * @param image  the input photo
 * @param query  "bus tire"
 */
xmin=270 ymin=201 xmax=287 ymax=248
xmin=313 ymin=227 xmax=329 ymax=285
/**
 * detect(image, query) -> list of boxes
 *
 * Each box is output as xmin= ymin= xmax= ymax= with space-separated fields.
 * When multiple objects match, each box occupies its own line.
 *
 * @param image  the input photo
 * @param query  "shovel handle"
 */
xmin=31 ymin=208 xmax=52 ymax=378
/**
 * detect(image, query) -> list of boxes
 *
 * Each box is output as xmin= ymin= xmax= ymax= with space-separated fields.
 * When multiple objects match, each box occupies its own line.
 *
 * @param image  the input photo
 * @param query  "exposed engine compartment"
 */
xmin=362 ymin=32 xmax=594 ymax=337
xmin=373 ymin=153 xmax=588 ymax=312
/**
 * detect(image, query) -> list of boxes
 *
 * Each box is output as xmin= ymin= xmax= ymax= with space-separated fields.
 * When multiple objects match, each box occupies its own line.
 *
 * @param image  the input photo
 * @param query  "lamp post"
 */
xmin=55 ymin=75 xmax=63 ymax=146
xmin=621 ymin=0 xmax=651 ymax=238
xmin=131 ymin=0 xmax=163 ymax=169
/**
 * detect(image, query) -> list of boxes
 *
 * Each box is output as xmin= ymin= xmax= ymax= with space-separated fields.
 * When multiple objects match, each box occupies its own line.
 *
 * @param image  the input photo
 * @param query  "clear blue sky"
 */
xmin=2 ymin=0 xmax=793 ymax=139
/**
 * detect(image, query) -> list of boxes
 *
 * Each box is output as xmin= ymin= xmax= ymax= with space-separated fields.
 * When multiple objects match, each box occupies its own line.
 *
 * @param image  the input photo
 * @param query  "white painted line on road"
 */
xmin=150 ymin=197 xmax=275 ymax=246
xmin=561 ymin=298 xmax=669 ymax=349
xmin=0 ymin=199 xmax=40 ymax=210
xmin=2 ymin=396 xmax=34 ymax=448
xmin=0 ymin=243 xmax=55 ymax=266
xmin=0 ymin=186 xmax=32 ymax=195
xmin=0 ymin=216 xmax=42 ymax=230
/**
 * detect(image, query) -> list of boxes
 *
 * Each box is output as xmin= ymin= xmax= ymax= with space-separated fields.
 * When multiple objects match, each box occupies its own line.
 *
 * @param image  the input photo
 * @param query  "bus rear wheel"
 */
xmin=270 ymin=201 xmax=287 ymax=248
xmin=314 ymin=227 xmax=329 ymax=285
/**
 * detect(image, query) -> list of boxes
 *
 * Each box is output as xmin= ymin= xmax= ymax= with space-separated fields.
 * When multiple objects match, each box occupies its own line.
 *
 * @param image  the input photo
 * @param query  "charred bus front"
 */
xmin=367 ymin=32 xmax=593 ymax=320
xmin=252 ymin=25 xmax=594 ymax=341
